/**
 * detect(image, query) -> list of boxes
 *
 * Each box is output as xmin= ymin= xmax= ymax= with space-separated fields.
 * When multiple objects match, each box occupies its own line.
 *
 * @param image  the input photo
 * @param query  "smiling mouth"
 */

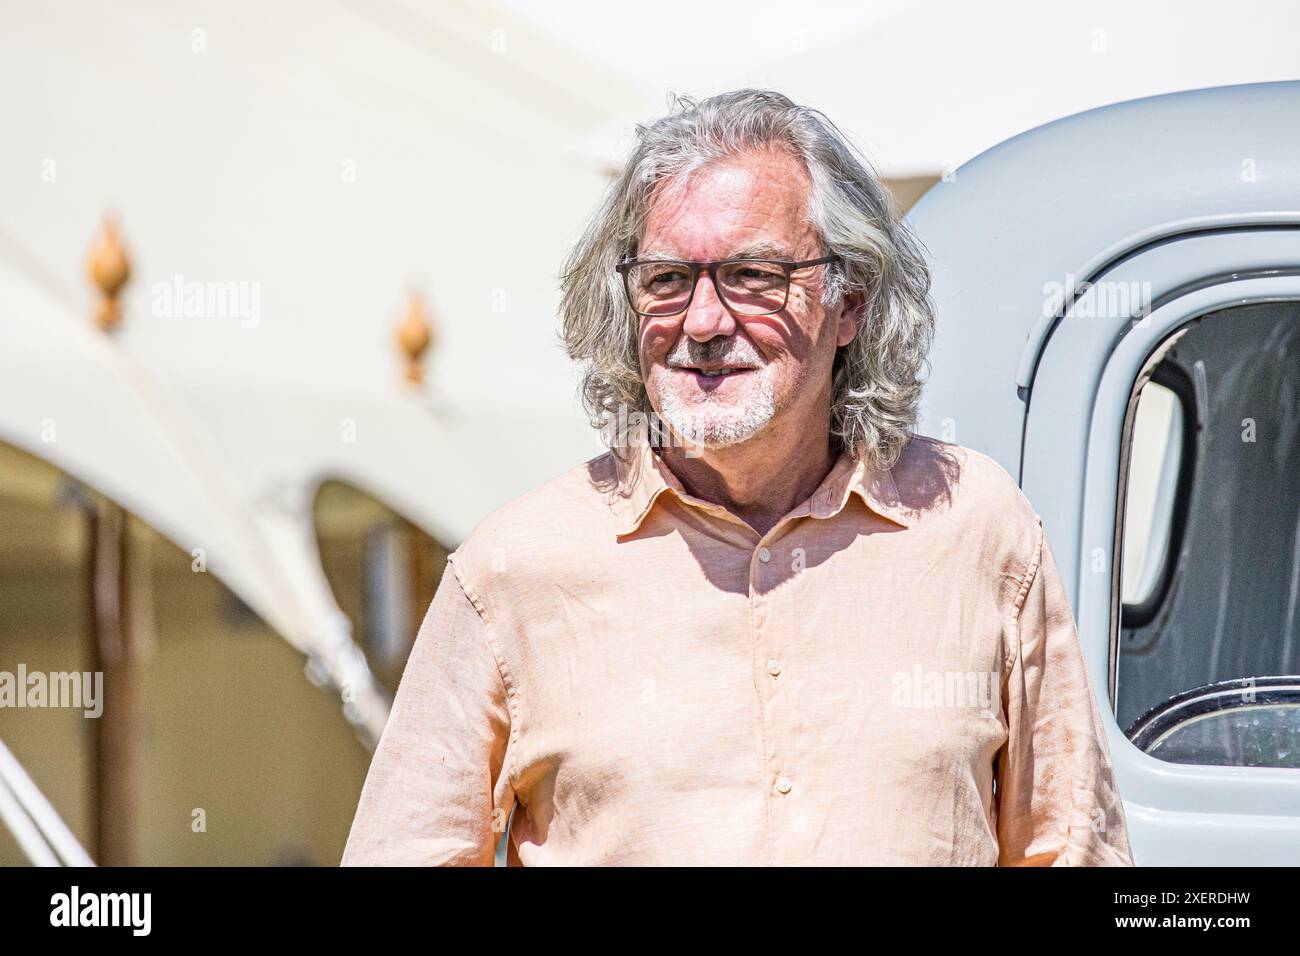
xmin=672 ymin=366 xmax=755 ymax=378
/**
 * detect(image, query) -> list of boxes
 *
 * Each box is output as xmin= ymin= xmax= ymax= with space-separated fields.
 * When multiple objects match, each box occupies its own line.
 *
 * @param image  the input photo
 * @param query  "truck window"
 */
xmin=1115 ymin=301 xmax=1300 ymax=767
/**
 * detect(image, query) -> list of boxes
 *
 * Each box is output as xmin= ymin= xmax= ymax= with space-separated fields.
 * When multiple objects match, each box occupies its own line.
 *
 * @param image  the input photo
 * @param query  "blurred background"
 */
xmin=1 ymin=0 xmax=1297 ymax=866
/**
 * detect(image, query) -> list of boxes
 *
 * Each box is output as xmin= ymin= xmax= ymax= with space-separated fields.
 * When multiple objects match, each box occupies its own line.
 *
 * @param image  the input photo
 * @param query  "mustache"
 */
xmin=665 ymin=337 xmax=764 ymax=368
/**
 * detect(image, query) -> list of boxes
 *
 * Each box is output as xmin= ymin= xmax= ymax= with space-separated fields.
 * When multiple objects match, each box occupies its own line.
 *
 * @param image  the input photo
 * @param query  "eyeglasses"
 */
xmin=615 ymin=255 xmax=840 ymax=318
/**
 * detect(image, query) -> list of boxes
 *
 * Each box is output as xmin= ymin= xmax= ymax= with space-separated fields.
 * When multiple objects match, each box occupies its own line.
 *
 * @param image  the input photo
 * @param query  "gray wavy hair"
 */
xmin=559 ymin=88 xmax=935 ymax=471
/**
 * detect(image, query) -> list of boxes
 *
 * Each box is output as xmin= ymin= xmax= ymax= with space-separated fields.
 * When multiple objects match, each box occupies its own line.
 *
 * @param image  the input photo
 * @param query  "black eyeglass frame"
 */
xmin=614 ymin=254 xmax=841 ymax=318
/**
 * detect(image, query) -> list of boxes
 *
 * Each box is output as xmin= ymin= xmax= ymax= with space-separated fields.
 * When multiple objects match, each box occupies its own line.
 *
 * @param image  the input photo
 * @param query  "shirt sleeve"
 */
xmin=340 ymin=558 xmax=515 ymax=866
xmin=996 ymin=515 xmax=1134 ymax=866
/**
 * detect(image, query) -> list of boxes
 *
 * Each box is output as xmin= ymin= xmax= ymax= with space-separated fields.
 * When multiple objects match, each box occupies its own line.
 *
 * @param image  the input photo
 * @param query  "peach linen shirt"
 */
xmin=342 ymin=434 xmax=1133 ymax=866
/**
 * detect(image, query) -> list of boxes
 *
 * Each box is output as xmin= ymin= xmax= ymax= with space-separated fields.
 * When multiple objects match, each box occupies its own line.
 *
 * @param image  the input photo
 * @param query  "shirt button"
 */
xmin=757 ymin=547 xmax=771 ymax=563
xmin=766 ymin=658 xmax=782 ymax=676
xmin=775 ymin=776 xmax=792 ymax=794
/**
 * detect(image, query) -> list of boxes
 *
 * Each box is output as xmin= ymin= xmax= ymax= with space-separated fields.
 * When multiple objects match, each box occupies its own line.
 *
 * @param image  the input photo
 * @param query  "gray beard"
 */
xmin=656 ymin=366 xmax=776 ymax=448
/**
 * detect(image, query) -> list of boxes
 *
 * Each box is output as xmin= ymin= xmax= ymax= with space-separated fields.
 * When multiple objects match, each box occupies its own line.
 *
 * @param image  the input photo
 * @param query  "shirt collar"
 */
xmin=607 ymin=437 xmax=912 ymax=536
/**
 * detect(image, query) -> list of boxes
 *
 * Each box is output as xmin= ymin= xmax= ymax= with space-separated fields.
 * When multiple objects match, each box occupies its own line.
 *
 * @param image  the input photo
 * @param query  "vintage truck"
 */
xmin=908 ymin=79 xmax=1300 ymax=865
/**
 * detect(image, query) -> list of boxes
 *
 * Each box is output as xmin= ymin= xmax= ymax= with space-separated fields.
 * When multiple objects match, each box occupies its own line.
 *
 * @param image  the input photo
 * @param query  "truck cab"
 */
xmin=907 ymin=80 xmax=1300 ymax=865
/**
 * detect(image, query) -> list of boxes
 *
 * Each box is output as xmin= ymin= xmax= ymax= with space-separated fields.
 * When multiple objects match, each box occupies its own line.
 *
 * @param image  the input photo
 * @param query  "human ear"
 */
xmin=835 ymin=290 xmax=865 ymax=348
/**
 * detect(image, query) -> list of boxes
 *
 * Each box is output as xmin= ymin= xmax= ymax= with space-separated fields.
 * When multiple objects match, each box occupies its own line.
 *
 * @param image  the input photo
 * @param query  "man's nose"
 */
xmin=681 ymin=270 xmax=737 ymax=342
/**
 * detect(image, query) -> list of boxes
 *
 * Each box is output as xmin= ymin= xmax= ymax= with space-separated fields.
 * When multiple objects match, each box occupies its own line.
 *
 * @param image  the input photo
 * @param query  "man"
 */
xmin=342 ymin=89 xmax=1133 ymax=866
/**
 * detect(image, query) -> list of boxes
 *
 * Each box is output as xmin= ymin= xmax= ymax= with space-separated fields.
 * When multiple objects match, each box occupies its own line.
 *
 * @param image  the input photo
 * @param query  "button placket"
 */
xmin=749 ymin=521 xmax=802 ymax=856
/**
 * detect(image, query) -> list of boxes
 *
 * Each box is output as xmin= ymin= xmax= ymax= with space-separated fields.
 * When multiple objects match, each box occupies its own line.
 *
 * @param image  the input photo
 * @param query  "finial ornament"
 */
xmin=396 ymin=291 xmax=434 ymax=385
xmin=89 ymin=217 xmax=131 ymax=332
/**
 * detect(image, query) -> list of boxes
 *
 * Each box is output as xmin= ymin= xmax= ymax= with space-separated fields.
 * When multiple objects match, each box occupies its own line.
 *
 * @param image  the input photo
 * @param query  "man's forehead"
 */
xmin=640 ymin=150 xmax=815 ymax=259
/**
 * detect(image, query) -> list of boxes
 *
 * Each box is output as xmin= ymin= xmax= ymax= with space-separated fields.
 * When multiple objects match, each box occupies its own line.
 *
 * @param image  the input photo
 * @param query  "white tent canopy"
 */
xmin=1 ymin=0 xmax=615 ymax=546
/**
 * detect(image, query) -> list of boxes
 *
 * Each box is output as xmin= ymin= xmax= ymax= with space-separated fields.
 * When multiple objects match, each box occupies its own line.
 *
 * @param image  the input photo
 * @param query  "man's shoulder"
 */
xmin=449 ymin=451 xmax=621 ymax=572
xmin=893 ymin=435 xmax=1039 ymax=544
